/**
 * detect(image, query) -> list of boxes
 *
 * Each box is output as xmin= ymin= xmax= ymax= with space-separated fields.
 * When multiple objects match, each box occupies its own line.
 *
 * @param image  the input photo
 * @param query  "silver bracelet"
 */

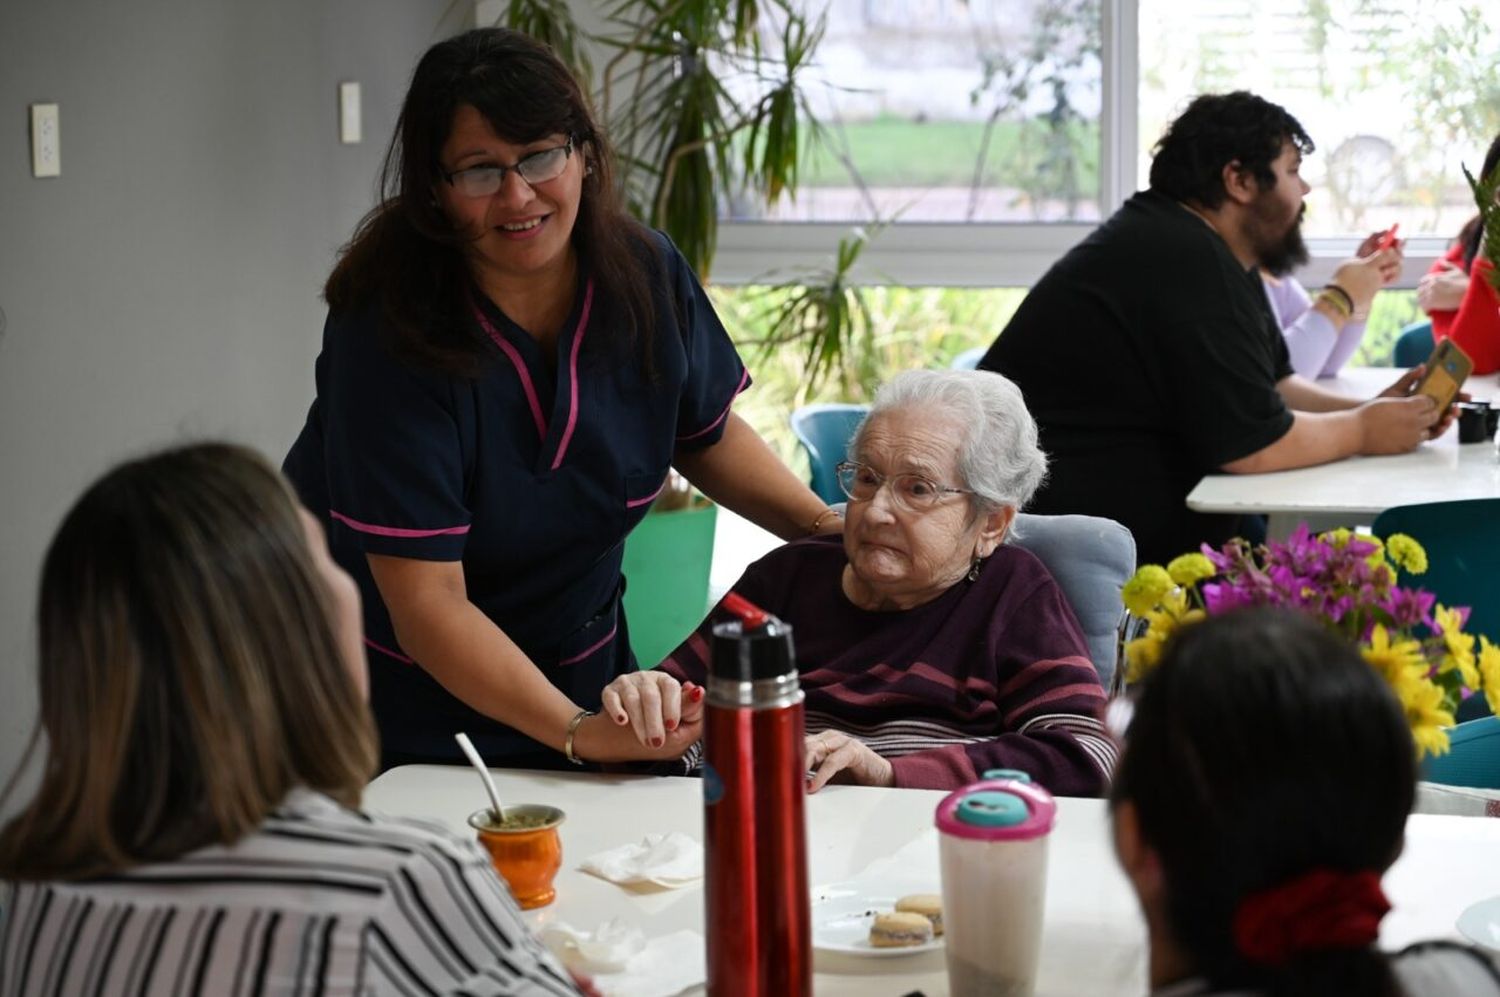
xmin=564 ymin=708 xmax=595 ymax=765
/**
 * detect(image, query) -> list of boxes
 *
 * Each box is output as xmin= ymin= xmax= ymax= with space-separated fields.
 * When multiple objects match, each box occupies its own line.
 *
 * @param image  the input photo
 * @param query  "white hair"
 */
xmin=859 ymin=368 xmax=1048 ymax=516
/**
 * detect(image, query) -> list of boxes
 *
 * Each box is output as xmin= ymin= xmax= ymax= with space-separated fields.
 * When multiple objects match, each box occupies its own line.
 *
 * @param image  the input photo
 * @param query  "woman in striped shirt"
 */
xmin=0 ymin=443 xmax=579 ymax=996
xmin=602 ymin=369 xmax=1115 ymax=795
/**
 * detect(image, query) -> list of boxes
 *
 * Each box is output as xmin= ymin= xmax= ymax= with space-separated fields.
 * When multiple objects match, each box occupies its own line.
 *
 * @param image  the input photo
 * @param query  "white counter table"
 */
xmin=1187 ymin=367 xmax=1500 ymax=537
xmin=366 ymin=766 xmax=1500 ymax=996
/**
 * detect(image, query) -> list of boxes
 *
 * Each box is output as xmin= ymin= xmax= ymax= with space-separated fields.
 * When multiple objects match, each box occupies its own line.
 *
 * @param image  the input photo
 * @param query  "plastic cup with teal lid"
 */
xmin=935 ymin=780 xmax=1055 ymax=996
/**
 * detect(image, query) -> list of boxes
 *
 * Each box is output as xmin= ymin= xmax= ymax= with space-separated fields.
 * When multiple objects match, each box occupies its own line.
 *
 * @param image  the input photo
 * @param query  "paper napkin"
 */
xmin=542 ymin=920 xmax=706 ymax=997
xmin=579 ymin=831 xmax=704 ymax=888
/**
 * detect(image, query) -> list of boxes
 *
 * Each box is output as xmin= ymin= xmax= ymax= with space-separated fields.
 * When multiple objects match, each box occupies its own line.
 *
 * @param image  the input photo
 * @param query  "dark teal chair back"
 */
xmin=1392 ymin=320 xmax=1434 ymax=368
xmin=1421 ymin=716 xmax=1500 ymax=789
xmin=1373 ymin=498 xmax=1500 ymax=723
xmin=790 ymin=403 xmax=870 ymax=505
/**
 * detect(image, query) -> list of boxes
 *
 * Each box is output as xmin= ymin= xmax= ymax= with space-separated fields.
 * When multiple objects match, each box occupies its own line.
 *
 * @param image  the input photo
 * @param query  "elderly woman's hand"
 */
xmin=804 ymin=731 xmax=894 ymax=792
xmin=601 ymin=670 xmax=704 ymax=750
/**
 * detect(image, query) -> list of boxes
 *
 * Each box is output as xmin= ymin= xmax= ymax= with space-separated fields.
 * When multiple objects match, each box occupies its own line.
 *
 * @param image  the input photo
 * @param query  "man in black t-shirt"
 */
xmin=980 ymin=91 xmax=1447 ymax=565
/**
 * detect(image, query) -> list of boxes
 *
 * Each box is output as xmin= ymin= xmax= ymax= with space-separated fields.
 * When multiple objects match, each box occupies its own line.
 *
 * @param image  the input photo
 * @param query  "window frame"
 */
xmin=710 ymin=0 xmax=1443 ymax=289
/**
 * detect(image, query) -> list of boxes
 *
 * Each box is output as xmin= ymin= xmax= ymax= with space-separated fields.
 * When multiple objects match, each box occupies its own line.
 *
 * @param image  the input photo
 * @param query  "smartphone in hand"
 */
xmin=1412 ymin=337 xmax=1473 ymax=414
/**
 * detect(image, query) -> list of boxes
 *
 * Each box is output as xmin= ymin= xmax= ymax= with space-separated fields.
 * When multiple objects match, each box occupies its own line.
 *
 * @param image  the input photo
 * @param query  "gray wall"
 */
xmin=0 ymin=0 xmax=458 ymax=801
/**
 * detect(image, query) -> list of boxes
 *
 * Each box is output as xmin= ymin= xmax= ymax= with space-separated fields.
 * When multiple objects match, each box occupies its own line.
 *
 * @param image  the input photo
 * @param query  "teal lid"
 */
xmin=981 ymin=768 xmax=1031 ymax=783
xmin=954 ymin=790 xmax=1029 ymax=828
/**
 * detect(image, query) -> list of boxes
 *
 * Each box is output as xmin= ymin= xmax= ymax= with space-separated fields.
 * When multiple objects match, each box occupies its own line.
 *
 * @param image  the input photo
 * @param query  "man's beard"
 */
xmin=1250 ymin=198 xmax=1309 ymax=277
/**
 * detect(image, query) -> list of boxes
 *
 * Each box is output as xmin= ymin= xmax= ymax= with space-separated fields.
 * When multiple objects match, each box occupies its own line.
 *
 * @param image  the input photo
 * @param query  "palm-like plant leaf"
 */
xmin=1464 ymin=161 xmax=1500 ymax=292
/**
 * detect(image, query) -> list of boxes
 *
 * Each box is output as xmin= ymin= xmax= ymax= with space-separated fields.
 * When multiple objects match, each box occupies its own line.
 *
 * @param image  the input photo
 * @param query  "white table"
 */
xmin=1187 ymin=367 xmax=1500 ymax=537
xmin=365 ymin=766 xmax=1500 ymax=996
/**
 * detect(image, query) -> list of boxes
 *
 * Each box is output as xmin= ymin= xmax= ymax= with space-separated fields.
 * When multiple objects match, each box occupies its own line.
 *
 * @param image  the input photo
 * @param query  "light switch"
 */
xmin=339 ymin=82 xmax=361 ymax=145
xmin=30 ymin=103 xmax=60 ymax=178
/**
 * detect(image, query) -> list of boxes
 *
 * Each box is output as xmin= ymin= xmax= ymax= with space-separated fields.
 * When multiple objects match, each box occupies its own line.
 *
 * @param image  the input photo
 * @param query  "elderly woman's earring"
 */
xmin=967 ymin=554 xmax=983 ymax=582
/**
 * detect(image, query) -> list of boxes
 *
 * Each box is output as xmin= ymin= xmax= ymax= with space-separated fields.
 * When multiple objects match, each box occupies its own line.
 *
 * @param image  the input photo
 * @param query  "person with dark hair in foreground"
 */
xmin=1112 ymin=609 xmax=1500 ymax=996
xmin=282 ymin=28 xmax=835 ymax=772
xmin=0 ymin=444 xmax=580 ymax=995
xmin=981 ymin=91 xmax=1454 ymax=565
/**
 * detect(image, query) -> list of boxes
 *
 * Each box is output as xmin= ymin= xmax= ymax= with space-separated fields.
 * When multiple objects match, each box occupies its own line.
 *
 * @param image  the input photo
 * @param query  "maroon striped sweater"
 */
xmin=657 ymin=535 xmax=1114 ymax=795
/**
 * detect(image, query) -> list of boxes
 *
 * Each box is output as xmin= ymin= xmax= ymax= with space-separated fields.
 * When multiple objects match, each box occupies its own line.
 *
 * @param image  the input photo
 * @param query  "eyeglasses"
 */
xmin=835 ymin=461 xmax=972 ymax=514
xmin=442 ymin=138 xmax=574 ymax=198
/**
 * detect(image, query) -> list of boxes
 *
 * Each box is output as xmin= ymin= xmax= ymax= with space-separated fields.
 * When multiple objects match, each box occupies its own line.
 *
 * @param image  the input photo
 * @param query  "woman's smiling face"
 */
xmin=435 ymin=104 xmax=583 ymax=283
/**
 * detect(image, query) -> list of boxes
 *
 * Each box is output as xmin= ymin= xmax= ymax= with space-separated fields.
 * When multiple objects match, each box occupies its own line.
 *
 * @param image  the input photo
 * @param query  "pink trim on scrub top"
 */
xmin=558 ymin=622 xmax=618 ymax=666
xmin=471 ymin=299 xmax=548 ymax=440
xmin=676 ymin=367 xmax=750 ymax=442
xmin=550 ymin=280 xmax=595 ymax=470
xmin=330 ymin=510 xmax=471 ymax=538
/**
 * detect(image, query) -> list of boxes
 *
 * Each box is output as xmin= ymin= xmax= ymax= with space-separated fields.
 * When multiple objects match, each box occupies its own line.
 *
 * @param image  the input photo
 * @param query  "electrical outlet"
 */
xmin=339 ymin=82 xmax=361 ymax=145
xmin=30 ymin=103 xmax=59 ymax=178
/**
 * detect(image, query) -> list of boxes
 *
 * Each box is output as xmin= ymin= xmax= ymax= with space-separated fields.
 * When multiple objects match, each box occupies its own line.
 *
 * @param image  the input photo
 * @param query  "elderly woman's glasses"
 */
xmin=442 ymin=138 xmax=574 ymax=198
xmin=835 ymin=461 xmax=972 ymax=514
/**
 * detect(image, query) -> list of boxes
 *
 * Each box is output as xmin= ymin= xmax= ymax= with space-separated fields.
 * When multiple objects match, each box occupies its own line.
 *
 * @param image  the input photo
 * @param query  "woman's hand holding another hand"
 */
xmin=589 ymin=670 xmax=705 ymax=760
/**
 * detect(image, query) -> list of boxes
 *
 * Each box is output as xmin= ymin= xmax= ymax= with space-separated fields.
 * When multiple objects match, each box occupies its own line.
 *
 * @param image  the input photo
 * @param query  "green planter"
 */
xmin=621 ymin=502 xmax=718 ymax=669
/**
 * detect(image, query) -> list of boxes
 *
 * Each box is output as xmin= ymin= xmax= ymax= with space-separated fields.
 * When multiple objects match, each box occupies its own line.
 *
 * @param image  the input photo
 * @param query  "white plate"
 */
xmin=811 ymin=879 xmax=944 ymax=957
xmin=1457 ymin=895 xmax=1500 ymax=952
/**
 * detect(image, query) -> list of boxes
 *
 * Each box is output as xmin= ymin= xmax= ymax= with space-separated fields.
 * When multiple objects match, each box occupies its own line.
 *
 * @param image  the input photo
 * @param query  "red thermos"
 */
xmin=702 ymin=593 xmax=812 ymax=996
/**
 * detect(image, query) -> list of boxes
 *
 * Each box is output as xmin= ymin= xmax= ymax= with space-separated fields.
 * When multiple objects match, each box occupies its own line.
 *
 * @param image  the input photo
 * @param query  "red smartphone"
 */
xmin=1375 ymin=223 xmax=1400 ymax=252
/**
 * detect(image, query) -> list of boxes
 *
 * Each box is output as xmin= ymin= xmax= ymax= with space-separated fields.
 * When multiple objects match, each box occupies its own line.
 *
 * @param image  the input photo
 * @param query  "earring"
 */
xmin=585 ymin=163 xmax=594 ymax=177
xmin=967 ymin=554 xmax=983 ymax=582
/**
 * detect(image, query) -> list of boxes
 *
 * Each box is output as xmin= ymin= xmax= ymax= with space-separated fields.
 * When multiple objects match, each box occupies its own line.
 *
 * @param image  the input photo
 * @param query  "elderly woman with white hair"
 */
xmin=601 ymin=369 xmax=1114 ymax=795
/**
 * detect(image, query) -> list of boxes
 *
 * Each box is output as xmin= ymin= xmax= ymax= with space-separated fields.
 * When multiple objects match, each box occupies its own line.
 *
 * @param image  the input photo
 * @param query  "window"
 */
xmin=727 ymin=0 xmax=1104 ymax=225
xmin=713 ymin=0 xmax=1495 ymax=289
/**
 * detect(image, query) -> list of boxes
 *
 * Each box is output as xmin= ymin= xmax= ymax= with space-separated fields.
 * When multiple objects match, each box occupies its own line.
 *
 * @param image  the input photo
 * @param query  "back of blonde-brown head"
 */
xmin=0 ymin=442 xmax=377 ymax=880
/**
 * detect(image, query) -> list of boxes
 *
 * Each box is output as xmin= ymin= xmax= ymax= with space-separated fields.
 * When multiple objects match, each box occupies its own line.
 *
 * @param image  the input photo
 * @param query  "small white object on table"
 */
xmin=365 ymin=766 xmax=1500 ymax=996
xmin=1187 ymin=366 xmax=1500 ymax=538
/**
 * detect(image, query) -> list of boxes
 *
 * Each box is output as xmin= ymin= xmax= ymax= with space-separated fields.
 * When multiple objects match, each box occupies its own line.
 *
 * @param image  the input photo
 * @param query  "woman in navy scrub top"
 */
xmin=284 ymin=28 xmax=839 ymax=770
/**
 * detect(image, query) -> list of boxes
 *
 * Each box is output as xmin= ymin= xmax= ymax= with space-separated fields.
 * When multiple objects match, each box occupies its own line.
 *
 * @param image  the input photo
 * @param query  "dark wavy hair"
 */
xmin=1457 ymin=132 xmax=1500 ymax=271
xmin=1111 ymin=609 xmax=1415 ymax=997
xmin=1148 ymin=92 xmax=1314 ymax=209
xmin=0 ymin=443 xmax=378 ymax=880
xmin=326 ymin=27 xmax=661 ymax=377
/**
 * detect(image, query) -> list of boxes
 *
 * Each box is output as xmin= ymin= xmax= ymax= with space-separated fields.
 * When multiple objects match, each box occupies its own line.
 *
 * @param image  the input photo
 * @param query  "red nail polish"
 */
xmin=667 ymin=719 xmax=678 ymax=731
xmin=616 ymin=713 xmax=628 ymax=724
xmin=692 ymin=687 xmax=704 ymax=701
xmin=652 ymin=736 xmax=664 ymax=747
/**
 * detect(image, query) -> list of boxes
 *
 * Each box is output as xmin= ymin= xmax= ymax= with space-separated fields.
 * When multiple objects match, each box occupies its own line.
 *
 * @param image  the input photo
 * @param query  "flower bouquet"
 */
xmin=1121 ymin=526 xmax=1500 ymax=757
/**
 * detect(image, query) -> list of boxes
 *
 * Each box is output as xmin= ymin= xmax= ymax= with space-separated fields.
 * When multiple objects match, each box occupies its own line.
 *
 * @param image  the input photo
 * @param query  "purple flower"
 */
xmin=1381 ymin=587 xmax=1437 ymax=630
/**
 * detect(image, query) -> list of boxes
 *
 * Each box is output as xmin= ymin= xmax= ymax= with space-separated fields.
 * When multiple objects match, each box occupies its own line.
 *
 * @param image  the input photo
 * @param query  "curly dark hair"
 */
xmin=1148 ymin=91 xmax=1314 ymax=209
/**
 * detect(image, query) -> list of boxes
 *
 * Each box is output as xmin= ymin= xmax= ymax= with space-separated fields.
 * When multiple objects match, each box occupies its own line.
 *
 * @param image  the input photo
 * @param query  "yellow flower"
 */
xmin=1321 ymin=527 xmax=1353 ymax=547
xmin=1385 ymin=533 xmax=1428 ymax=575
xmin=1433 ymin=604 xmax=1479 ymax=689
xmin=1401 ymin=677 xmax=1454 ymax=758
xmin=1166 ymin=553 xmax=1216 ymax=588
xmin=1124 ymin=633 xmax=1164 ymax=683
xmin=1364 ymin=536 xmax=1386 ymax=571
xmin=1362 ymin=625 xmax=1429 ymax=695
xmin=1122 ymin=564 xmax=1173 ymax=617
xmin=1480 ymin=637 xmax=1500 ymax=718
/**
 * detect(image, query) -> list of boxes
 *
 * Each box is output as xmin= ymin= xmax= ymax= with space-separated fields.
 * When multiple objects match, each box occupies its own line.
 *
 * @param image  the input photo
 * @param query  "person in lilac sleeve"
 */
xmin=600 ymin=369 xmax=1115 ymax=796
xmin=1262 ymin=230 xmax=1401 ymax=378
